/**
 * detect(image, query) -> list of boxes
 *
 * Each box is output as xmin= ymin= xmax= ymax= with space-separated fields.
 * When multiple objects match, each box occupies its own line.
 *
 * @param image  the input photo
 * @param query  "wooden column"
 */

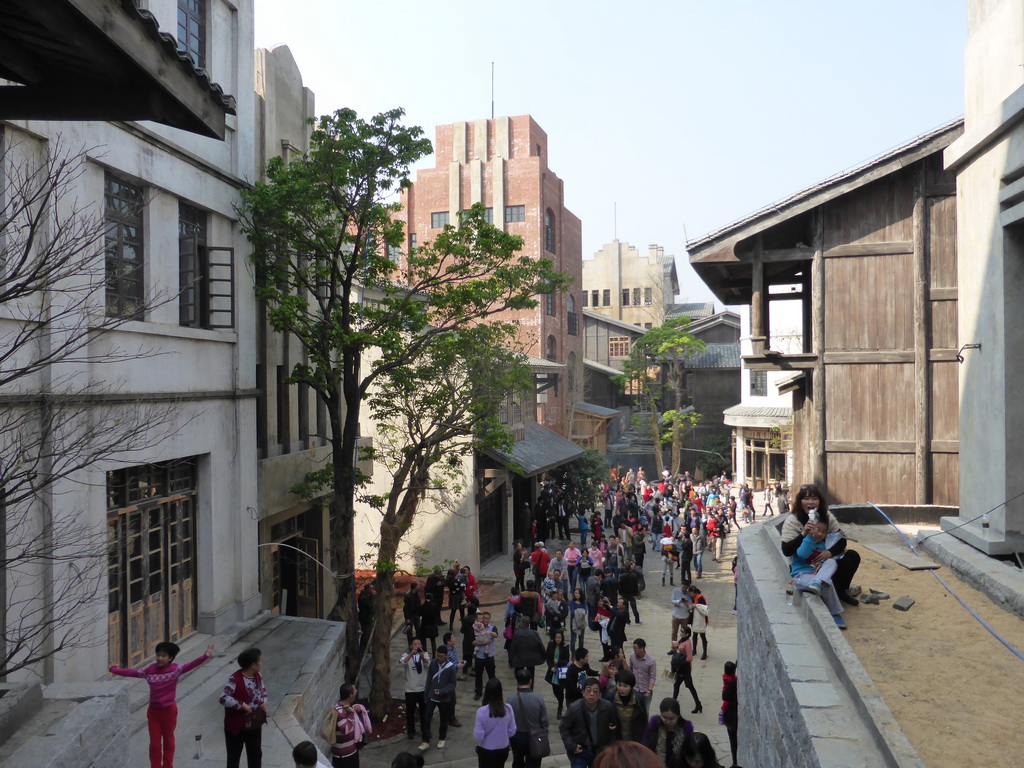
xmin=913 ymin=166 xmax=931 ymax=504
xmin=751 ymin=234 xmax=766 ymax=355
xmin=811 ymin=210 xmax=827 ymax=487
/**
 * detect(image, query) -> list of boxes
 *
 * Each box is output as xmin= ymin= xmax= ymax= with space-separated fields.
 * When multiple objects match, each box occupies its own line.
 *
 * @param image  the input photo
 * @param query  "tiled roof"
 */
xmin=723 ymin=405 xmax=792 ymax=420
xmin=584 ymin=359 xmax=623 ymax=377
xmin=485 ymin=422 xmax=584 ymax=477
xmin=573 ymin=402 xmax=620 ymax=418
xmin=128 ymin=1 xmax=236 ymax=114
xmin=685 ymin=343 xmax=740 ymax=369
xmin=521 ymin=353 xmax=565 ymax=371
xmin=582 ymin=310 xmax=647 ymax=335
xmin=667 ymin=302 xmax=715 ymax=320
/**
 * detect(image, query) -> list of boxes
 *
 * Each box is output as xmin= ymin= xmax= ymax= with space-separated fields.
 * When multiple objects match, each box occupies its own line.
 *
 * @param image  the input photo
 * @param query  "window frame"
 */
xmin=621 ymin=288 xmax=630 ymax=306
xmin=176 ymin=0 xmax=206 ymax=70
xmin=430 ymin=211 xmax=449 ymax=229
xmin=608 ymin=337 xmax=631 ymax=358
xmin=644 ymin=287 xmax=653 ymax=305
xmin=545 ymin=208 xmax=556 ymax=253
xmin=105 ymin=173 xmax=145 ymax=320
xmin=750 ymin=369 xmax=768 ymax=397
xmin=504 ymin=204 xmax=526 ymax=223
xmin=602 ymin=289 xmax=611 ymax=306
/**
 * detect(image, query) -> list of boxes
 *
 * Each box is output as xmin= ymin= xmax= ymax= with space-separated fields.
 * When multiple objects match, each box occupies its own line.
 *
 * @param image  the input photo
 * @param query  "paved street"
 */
xmin=362 ymin=525 xmax=747 ymax=768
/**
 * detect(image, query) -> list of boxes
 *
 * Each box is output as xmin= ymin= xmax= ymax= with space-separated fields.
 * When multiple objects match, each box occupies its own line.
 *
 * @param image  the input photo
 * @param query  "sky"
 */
xmin=253 ymin=1 xmax=966 ymax=307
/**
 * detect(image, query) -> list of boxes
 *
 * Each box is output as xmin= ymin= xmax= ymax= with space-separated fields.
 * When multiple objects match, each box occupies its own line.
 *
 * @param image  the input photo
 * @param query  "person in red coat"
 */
xmin=530 ymin=542 xmax=551 ymax=581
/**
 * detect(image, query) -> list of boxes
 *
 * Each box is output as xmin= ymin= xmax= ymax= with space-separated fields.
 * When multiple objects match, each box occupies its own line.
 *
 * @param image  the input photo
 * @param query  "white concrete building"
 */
xmin=943 ymin=0 xmax=1024 ymax=553
xmin=723 ymin=304 xmax=801 ymax=489
xmin=1 ymin=0 xmax=259 ymax=680
xmin=583 ymin=241 xmax=679 ymax=329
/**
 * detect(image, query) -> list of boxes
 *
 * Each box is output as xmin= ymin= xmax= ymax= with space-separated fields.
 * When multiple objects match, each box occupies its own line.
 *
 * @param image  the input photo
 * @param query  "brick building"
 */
xmin=397 ymin=115 xmax=583 ymax=437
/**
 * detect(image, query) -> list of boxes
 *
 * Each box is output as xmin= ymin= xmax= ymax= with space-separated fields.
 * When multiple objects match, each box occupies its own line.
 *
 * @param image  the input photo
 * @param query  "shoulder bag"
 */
xmin=320 ymin=707 xmax=338 ymax=744
xmin=516 ymin=692 xmax=551 ymax=759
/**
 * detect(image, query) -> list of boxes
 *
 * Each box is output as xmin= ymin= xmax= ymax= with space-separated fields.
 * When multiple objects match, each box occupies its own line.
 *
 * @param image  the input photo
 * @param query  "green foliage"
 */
xmin=696 ymin=434 xmax=732 ymax=477
xmin=547 ymin=448 xmax=610 ymax=514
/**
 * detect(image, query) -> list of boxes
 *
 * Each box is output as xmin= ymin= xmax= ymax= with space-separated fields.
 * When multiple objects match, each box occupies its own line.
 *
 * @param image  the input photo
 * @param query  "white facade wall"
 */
xmin=1 ymin=0 xmax=259 ymax=682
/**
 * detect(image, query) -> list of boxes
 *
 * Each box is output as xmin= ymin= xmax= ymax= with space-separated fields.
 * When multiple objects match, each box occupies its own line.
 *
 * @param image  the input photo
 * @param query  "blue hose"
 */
xmin=866 ymin=502 xmax=1024 ymax=663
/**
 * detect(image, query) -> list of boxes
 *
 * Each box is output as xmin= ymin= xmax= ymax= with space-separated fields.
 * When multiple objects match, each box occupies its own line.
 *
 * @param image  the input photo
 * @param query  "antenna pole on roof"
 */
xmin=491 ymin=62 xmax=494 ymax=120
xmin=614 ymin=202 xmax=617 ymax=240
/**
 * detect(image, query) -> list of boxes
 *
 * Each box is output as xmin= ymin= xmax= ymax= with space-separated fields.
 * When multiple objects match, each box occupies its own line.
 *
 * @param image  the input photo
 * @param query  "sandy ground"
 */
xmin=839 ymin=524 xmax=1024 ymax=768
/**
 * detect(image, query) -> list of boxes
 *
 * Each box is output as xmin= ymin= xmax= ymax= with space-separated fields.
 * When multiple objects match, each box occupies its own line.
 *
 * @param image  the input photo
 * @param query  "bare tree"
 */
xmin=1 ymin=138 xmax=175 ymax=677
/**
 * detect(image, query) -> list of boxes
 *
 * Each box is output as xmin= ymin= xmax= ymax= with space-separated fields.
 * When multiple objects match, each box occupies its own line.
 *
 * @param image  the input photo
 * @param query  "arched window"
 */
xmin=567 ymin=351 xmax=577 ymax=393
xmin=545 ymin=334 xmax=557 ymax=362
xmin=567 ymin=295 xmax=575 ymax=313
xmin=545 ymin=208 xmax=556 ymax=254
xmin=567 ymin=294 xmax=579 ymax=336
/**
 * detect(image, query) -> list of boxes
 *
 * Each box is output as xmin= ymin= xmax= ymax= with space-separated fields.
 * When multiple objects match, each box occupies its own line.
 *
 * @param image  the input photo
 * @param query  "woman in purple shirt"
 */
xmin=473 ymin=678 xmax=517 ymax=768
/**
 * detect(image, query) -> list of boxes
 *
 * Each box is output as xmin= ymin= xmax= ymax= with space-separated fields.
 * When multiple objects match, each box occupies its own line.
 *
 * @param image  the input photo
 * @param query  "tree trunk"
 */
xmin=368 ymin=488 xmax=423 ymax=721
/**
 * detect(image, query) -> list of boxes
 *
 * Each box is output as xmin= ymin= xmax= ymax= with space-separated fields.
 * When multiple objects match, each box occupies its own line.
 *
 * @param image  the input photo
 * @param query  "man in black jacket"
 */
xmin=420 ymin=646 xmax=458 ymax=751
xmin=618 ymin=563 xmax=641 ymax=624
xmin=559 ymin=677 xmax=618 ymax=768
xmin=563 ymin=647 xmax=600 ymax=706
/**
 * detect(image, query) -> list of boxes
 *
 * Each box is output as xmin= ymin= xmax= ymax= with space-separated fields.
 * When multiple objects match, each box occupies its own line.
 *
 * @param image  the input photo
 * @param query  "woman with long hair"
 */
xmin=472 ymin=678 xmax=516 ymax=768
xmin=781 ymin=484 xmax=861 ymax=612
xmin=569 ymin=586 xmax=588 ymax=651
xmin=641 ymin=697 xmax=694 ymax=766
xmin=670 ymin=732 xmax=724 ymax=768
xmin=545 ymin=629 xmax=570 ymax=718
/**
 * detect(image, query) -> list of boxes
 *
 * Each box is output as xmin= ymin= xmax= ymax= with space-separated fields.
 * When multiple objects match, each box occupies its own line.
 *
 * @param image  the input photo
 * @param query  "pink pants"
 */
xmin=147 ymin=703 xmax=178 ymax=768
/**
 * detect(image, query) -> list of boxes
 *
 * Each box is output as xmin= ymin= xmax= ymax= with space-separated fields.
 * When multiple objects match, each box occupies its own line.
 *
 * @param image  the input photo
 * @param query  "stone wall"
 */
xmin=736 ymin=522 xmax=924 ymax=767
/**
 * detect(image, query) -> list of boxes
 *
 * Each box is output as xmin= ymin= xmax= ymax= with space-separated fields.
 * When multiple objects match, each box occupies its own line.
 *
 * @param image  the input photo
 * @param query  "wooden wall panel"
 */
xmin=822 ymin=171 xmax=914 ymax=250
xmin=930 ymin=300 xmax=958 ymax=350
xmin=930 ymin=361 xmax=959 ymax=442
xmin=827 ymin=452 xmax=915 ymax=505
xmin=825 ymin=363 xmax=915 ymax=441
xmin=931 ymin=452 xmax=960 ymax=506
xmin=927 ymin=195 xmax=958 ymax=289
xmin=824 ymin=253 xmax=914 ymax=350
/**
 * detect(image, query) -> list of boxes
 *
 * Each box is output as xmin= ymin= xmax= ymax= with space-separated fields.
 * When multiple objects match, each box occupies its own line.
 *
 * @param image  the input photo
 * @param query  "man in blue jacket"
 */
xmin=420 ymin=646 xmax=459 ymax=750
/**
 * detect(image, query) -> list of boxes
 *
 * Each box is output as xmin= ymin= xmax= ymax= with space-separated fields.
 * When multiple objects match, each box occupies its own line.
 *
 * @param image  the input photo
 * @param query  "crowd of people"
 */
xmin=139 ymin=469 xmax=854 ymax=768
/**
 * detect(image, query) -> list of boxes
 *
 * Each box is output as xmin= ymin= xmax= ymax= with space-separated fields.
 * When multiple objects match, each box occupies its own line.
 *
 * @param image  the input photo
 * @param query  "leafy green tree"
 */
xmin=547 ymin=448 xmax=610 ymax=518
xmin=616 ymin=317 xmax=706 ymax=476
xmin=696 ymin=434 xmax=732 ymax=478
xmin=361 ymin=332 xmax=532 ymax=718
xmin=240 ymin=108 xmax=568 ymax=680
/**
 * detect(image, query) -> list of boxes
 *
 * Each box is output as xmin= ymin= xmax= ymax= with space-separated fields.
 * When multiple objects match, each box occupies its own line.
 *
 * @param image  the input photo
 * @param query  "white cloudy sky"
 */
xmin=254 ymin=1 xmax=965 ymax=306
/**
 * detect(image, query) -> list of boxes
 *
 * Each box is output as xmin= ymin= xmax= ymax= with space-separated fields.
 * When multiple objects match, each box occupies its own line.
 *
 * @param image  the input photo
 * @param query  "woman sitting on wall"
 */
xmin=780 ymin=484 xmax=861 ymax=608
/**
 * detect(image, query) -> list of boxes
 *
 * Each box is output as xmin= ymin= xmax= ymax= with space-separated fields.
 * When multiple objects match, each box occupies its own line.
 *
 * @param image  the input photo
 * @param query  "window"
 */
xmin=592 ymin=290 xmax=600 ymax=308
xmin=505 ymin=205 xmax=525 ymax=223
xmin=277 ymin=365 xmax=290 ymax=453
xmin=633 ymin=287 xmax=641 ymax=306
xmin=621 ymin=288 xmax=630 ymax=306
xmin=409 ymin=233 xmax=417 ymax=252
xmin=484 ymin=207 xmax=493 ymax=224
xmin=430 ymin=211 xmax=449 ymax=229
xmin=608 ymin=337 xmax=631 ymax=358
xmin=387 ymin=244 xmax=401 ymax=263
xmin=105 ymin=173 xmax=145 ymax=319
xmin=545 ymin=292 xmax=555 ymax=316
xmin=644 ymin=287 xmax=653 ymax=305
xmin=567 ymin=295 xmax=578 ymax=336
xmin=545 ymin=335 xmax=557 ymax=362
xmin=644 ymin=322 xmax=653 ymax=329
xmin=602 ymin=289 xmax=611 ymax=306
xmin=750 ymin=369 xmax=768 ymax=397
xmin=581 ymin=292 xmax=588 ymax=308
xmin=179 ymin=201 xmax=235 ymax=329
xmin=545 ymin=208 xmax=556 ymax=253
xmin=176 ymin=0 xmax=205 ymax=69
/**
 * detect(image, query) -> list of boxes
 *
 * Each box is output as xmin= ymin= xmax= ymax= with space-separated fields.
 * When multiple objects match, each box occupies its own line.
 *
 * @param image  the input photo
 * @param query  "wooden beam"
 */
xmin=931 ymin=287 xmax=958 ymax=301
xmin=913 ymin=165 xmax=931 ymax=504
xmin=824 ymin=351 xmax=914 ymax=364
xmin=741 ymin=354 xmax=817 ymax=372
xmin=930 ymin=439 xmax=959 ymax=453
xmin=928 ymin=349 xmax=960 ymax=362
xmin=923 ymin=183 xmax=956 ymax=197
xmin=826 ymin=440 xmax=915 ymax=453
xmin=761 ymin=247 xmax=815 ymax=262
xmin=751 ymin=234 xmax=766 ymax=354
xmin=824 ymin=241 xmax=914 ymax=258
xmin=811 ymin=210 xmax=827 ymax=488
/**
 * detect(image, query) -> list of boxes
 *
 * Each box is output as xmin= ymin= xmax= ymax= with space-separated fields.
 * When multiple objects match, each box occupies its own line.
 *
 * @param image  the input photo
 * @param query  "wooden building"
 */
xmin=688 ymin=120 xmax=963 ymax=506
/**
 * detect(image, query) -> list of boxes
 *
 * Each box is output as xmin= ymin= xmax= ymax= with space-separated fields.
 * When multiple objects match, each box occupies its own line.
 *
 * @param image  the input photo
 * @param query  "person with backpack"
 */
xmin=569 ymin=587 xmax=589 ymax=651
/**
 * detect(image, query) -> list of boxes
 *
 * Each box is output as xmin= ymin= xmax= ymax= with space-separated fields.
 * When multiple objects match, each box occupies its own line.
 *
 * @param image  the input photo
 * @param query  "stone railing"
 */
xmin=735 ymin=522 xmax=924 ymax=767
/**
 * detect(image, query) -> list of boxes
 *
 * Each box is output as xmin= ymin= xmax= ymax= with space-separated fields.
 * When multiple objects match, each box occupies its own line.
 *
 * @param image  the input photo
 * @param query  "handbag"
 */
xmin=245 ymin=707 xmax=268 ymax=729
xmin=516 ymin=692 xmax=551 ymax=759
xmin=504 ymin=623 xmax=514 ymax=640
xmin=320 ymin=707 xmax=338 ymax=744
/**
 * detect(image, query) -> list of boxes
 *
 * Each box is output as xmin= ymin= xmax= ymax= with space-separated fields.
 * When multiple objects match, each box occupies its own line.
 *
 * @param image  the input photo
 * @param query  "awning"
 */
xmin=723 ymin=404 xmax=792 ymax=428
xmin=485 ymin=422 xmax=584 ymax=477
xmin=0 ymin=0 xmax=236 ymax=138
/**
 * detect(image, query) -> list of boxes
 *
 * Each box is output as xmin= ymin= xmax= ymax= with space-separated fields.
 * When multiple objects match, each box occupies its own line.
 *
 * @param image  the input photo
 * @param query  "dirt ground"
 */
xmin=838 ymin=524 xmax=1023 ymax=768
